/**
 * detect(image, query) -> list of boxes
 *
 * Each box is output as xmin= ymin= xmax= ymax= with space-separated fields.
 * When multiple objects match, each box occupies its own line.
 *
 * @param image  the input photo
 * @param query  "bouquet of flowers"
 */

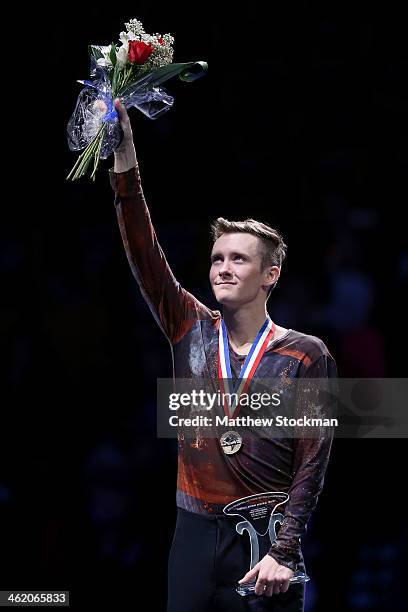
xmin=67 ymin=18 xmax=207 ymax=181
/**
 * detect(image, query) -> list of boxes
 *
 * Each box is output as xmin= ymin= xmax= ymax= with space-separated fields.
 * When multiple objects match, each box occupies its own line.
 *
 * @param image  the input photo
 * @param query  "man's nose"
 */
xmin=219 ymin=260 xmax=233 ymax=276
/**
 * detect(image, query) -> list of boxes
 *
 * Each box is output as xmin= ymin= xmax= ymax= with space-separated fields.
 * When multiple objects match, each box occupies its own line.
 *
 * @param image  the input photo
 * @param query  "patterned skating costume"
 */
xmin=111 ymin=167 xmax=336 ymax=611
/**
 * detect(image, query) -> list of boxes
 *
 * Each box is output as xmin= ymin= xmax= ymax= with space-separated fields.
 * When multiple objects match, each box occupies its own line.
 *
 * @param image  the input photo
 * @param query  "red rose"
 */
xmin=128 ymin=40 xmax=154 ymax=65
xmin=158 ymin=37 xmax=164 ymax=45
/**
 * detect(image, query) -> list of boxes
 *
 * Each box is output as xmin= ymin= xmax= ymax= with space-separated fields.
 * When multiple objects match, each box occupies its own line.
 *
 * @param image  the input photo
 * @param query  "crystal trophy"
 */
xmin=223 ymin=492 xmax=310 ymax=597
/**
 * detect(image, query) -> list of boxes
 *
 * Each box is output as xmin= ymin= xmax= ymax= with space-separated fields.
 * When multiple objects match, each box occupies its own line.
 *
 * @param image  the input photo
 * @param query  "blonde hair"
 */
xmin=211 ymin=217 xmax=287 ymax=269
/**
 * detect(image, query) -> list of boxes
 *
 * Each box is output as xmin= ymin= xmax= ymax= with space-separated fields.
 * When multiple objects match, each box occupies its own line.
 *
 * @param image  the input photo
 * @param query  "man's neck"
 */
xmin=223 ymin=304 xmax=269 ymax=351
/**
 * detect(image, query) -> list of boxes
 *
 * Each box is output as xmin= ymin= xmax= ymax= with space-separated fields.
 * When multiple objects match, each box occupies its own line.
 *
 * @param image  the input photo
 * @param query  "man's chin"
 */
xmin=215 ymin=294 xmax=241 ymax=307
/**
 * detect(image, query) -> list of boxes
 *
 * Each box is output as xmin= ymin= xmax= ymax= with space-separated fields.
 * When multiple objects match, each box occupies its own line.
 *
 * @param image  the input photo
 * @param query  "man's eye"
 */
xmin=212 ymin=257 xmax=222 ymax=263
xmin=234 ymin=256 xmax=244 ymax=261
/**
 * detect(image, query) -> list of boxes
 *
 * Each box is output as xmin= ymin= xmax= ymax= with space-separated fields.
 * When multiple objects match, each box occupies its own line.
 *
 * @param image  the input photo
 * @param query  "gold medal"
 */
xmin=220 ymin=430 xmax=243 ymax=455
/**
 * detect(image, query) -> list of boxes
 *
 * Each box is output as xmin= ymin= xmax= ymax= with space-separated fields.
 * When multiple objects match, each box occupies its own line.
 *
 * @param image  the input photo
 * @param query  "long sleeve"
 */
xmin=110 ymin=167 xmax=215 ymax=344
xmin=268 ymin=353 xmax=337 ymax=572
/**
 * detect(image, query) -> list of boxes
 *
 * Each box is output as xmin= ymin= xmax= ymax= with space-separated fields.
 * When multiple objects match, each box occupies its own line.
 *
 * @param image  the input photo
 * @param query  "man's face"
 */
xmin=209 ymin=233 xmax=278 ymax=307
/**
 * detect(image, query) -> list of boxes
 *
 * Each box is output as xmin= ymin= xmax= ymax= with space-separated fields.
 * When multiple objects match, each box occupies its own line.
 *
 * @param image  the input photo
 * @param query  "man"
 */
xmin=111 ymin=99 xmax=336 ymax=611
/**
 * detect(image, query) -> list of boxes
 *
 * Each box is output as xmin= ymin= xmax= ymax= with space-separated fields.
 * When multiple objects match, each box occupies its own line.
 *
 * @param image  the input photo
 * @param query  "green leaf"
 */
xmin=178 ymin=61 xmax=208 ymax=82
xmin=111 ymin=62 xmax=121 ymax=97
xmin=120 ymin=61 xmax=208 ymax=98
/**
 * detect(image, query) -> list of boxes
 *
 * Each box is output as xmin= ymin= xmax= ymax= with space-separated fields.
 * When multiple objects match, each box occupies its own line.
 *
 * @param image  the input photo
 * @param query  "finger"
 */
xmin=280 ymin=580 xmax=290 ymax=593
xmin=264 ymin=584 xmax=274 ymax=597
xmin=93 ymin=100 xmax=108 ymax=114
xmin=238 ymin=566 xmax=258 ymax=584
xmin=273 ymin=582 xmax=283 ymax=595
xmin=114 ymin=98 xmax=123 ymax=113
xmin=238 ymin=563 xmax=259 ymax=583
xmin=254 ymin=577 xmax=267 ymax=596
xmin=114 ymin=99 xmax=129 ymax=125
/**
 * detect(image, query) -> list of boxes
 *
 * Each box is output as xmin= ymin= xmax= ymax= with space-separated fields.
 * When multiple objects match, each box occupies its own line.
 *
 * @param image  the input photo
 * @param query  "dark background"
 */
xmin=1 ymin=4 xmax=407 ymax=611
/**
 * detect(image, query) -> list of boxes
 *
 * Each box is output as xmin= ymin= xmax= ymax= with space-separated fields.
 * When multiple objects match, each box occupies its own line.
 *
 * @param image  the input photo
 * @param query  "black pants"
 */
xmin=167 ymin=508 xmax=305 ymax=612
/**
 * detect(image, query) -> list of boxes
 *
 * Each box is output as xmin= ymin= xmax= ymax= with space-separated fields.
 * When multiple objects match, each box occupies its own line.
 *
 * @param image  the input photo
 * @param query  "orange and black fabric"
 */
xmin=111 ymin=167 xmax=336 ymax=573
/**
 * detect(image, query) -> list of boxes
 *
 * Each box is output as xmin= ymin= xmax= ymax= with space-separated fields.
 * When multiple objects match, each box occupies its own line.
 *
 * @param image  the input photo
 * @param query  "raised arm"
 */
xmin=111 ymin=99 xmax=214 ymax=344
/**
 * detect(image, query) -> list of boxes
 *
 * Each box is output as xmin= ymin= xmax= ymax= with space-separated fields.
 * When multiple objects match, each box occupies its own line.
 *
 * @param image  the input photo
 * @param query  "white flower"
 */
xmin=100 ymin=44 xmax=112 ymax=56
xmin=97 ymin=57 xmax=112 ymax=67
xmin=119 ymin=30 xmax=138 ymax=44
xmin=116 ymin=43 xmax=129 ymax=68
xmin=125 ymin=18 xmax=145 ymax=37
xmin=96 ymin=45 xmax=113 ymax=68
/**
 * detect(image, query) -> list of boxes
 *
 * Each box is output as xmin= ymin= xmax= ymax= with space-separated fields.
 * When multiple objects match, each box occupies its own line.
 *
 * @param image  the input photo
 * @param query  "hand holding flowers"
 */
xmin=67 ymin=18 xmax=207 ymax=181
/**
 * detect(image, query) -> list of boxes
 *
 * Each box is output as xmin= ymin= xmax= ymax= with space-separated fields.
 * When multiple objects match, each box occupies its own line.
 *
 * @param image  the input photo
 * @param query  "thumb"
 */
xmin=114 ymin=99 xmax=133 ymax=149
xmin=114 ymin=97 xmax=123 ymax=113
xmin=238 ymin=564 xmax=259 ymax=584
xmin=114 ymin=98 xmax=129 ymax=126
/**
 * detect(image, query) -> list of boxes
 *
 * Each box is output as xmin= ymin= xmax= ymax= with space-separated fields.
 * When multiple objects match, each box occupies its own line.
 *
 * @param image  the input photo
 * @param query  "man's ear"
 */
xmin=263 ymin=266 xmax=280 ymax=291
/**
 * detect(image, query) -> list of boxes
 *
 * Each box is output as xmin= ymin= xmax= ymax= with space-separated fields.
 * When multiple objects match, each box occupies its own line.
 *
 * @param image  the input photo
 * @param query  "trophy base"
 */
xmin=236 ymin=572 xmax=310 ymax=597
